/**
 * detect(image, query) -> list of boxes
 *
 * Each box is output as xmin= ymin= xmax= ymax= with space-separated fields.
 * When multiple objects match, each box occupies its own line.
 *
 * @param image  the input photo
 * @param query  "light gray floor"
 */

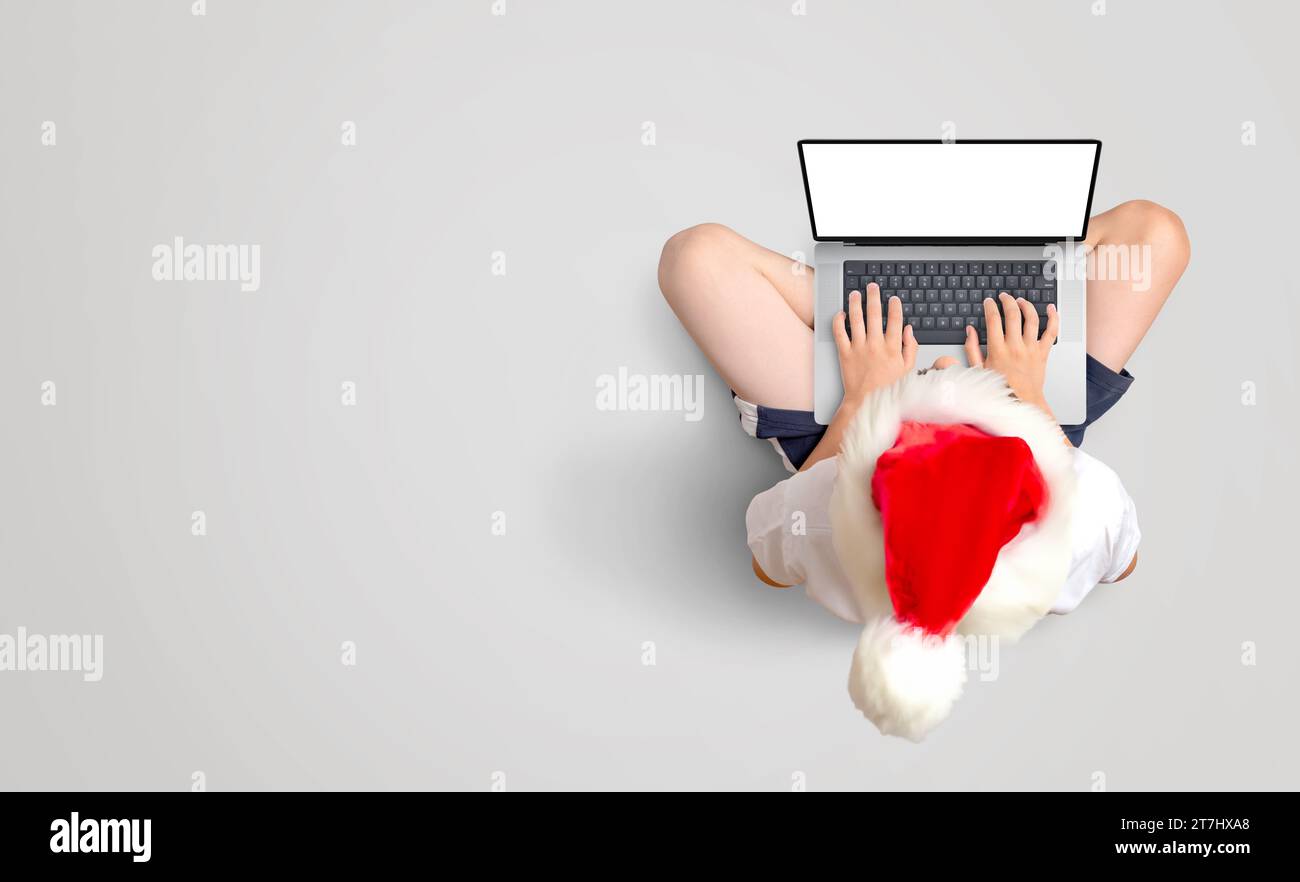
xmin=1 ymin=0 xmax=1296 ymax=790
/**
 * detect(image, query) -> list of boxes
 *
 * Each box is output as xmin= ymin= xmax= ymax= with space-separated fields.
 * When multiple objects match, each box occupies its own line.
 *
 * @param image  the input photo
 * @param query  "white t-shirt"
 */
xmin=746 ymin=448 xmax=1140 ymax=621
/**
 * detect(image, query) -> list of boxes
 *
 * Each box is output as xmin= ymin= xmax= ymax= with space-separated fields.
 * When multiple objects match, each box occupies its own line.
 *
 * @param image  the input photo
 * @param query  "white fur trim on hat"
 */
xmin=830 ymin=366 xmax=1076 ymax=639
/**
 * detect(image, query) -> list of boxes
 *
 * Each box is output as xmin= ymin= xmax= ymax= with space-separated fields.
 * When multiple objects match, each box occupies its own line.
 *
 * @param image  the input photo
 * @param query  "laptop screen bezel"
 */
xmin=797 ymin=138 xmax=1102 ymax=245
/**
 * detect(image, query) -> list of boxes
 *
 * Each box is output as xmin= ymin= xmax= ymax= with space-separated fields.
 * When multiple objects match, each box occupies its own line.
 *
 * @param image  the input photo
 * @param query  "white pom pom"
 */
xmin=848 ymin=619 xmax=967 ymax=742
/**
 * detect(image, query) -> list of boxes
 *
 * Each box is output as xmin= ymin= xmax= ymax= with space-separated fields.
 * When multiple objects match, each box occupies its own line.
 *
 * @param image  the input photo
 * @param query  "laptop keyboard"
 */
xmin=841 ymin=260 xmax=1057 ymax=344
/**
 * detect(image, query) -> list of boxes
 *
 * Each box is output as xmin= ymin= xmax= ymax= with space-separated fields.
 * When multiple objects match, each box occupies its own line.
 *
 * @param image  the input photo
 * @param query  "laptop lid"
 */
xmin=797 ymin=139 xmax=1101 ymax=245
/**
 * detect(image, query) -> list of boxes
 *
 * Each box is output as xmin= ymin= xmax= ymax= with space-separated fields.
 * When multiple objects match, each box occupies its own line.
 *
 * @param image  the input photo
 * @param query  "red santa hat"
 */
xmin=830 ymin=366 xmax=1077 ymax=741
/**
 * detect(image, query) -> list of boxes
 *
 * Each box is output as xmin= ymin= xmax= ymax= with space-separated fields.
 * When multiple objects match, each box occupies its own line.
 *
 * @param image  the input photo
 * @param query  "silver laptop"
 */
xmin=800 ymin=139 xmax=1100 ymax=425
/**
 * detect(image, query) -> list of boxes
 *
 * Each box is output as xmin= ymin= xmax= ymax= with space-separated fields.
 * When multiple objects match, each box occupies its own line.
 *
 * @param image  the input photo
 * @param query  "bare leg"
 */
xmin=658 ymin=223 xmax=815 ymax=410
xmin=1081 ymin=200 xmax=1191 ymax=372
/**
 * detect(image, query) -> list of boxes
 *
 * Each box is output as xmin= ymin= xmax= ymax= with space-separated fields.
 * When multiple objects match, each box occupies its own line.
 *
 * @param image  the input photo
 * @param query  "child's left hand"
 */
xmin=832 ymin=283 xmax=918 ymax=406
xmin=797 ymin=283 xmax=919 ymax=474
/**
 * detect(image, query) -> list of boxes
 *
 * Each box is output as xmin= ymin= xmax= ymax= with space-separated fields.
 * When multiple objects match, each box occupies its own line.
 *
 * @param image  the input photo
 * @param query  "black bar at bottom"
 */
xmin=0 ymin=793 xmax=1276 ymax=868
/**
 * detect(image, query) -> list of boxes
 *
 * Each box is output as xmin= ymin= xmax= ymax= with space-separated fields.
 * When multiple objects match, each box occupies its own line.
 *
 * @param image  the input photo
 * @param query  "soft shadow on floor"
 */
xmin=540 ymin=420 xmax=851 ymax=640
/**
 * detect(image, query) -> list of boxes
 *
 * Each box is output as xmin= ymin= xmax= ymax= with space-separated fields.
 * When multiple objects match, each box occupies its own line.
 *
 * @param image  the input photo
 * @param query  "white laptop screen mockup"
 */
xmin=798 ymin=141 xmax=1100 ymax=242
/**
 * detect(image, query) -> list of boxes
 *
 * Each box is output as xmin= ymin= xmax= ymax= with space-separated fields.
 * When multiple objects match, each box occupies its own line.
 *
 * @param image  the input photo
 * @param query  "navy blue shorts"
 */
xmin=734 ymin=355 xmax=1133 ymax=472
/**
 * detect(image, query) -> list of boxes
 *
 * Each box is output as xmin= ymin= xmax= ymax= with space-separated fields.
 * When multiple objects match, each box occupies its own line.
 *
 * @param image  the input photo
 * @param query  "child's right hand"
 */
xmin=964 ymin=293 xmax=1060 ymax=415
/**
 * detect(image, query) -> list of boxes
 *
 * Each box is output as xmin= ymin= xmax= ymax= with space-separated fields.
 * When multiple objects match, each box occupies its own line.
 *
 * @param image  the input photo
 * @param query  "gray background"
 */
xmin=1 ymin=0 xmax=1295 ymax=791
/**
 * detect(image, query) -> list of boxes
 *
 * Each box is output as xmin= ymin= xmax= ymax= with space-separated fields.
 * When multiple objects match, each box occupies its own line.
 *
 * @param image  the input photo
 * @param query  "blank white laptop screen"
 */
xmin=800 ymin=142 xmax=1099 ymax=240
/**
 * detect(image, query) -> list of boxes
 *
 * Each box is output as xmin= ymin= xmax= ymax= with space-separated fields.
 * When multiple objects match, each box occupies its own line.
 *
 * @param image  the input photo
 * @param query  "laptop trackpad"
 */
xmin=916 ymin=343 xmax=968 ymax=367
